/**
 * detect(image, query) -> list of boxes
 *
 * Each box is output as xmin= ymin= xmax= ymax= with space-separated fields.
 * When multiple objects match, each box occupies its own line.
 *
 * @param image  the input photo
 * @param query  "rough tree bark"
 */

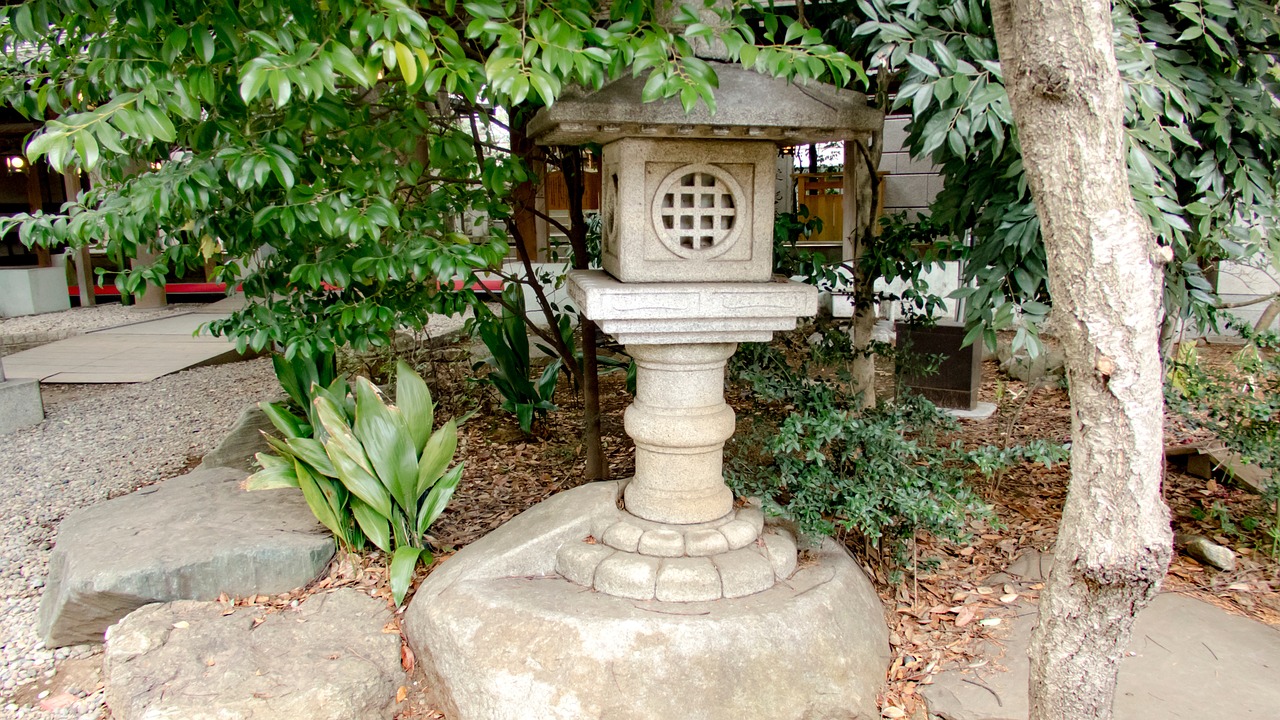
xmin=845 ymin=72 xmax=888 ymax=408
xmin=561 ymin=148 xmax=608 ymax=481
xmin=989 ymin=2 xmax=1173 ymax=719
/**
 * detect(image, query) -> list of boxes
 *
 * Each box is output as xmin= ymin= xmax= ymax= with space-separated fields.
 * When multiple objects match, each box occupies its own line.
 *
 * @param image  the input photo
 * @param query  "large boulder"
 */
xmin=197 ymin=402 xmax=275 ymax=472
xmin=38 ymin=466 xmax=334 ymax=647
xmin=104 ymin=588 xmax=404 ymax=720
xmin=403 ymin=481 xmax=890 ymax=720
xmin=995 ymin=337 xmax=1066 ymax=383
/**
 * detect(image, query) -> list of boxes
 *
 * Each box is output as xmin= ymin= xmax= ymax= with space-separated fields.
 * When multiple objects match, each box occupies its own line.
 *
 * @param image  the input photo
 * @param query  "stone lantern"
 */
xmin=404 ymin=64 xmax=889 ymax=720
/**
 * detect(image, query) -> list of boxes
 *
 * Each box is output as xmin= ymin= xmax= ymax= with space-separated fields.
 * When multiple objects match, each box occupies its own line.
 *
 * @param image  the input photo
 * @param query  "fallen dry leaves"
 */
xmin=230 ymin=334 xmax=1279 ymax=719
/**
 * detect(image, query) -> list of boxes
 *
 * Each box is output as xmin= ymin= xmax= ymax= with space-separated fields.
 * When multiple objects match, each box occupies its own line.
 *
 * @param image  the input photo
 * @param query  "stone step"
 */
xmin=38 ymin=466 xmax=334 ymax=647
xmin=104 ymin=588 xmax=404 ymax=720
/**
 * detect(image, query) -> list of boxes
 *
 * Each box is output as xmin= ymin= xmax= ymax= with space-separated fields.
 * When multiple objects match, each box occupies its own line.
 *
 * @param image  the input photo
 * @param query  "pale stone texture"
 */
xmin=655 ymin=557 xmax=721 ymax=602
xmin=624 ymin=342 xmax=737 ymax=524
xmin=38 ymin=466 xmax=334 ymax=647
xmin=1175 ymin=533 xmax=1236 ymax=572
xmin=636 ymin=527 xmax=686 ymax=557
xmin=0 ymin=377 xmax=43 ymax=435
xmin=712 ymin=546 xmax=776 ymax=599
xmin=196 ymin=402 xmax=274 ymax=472
xmin=0 ymin=267 xmax=70 ymax=317
xmin=719 ymin=519 xmax=759 ymax=549
xmin=527 ymin=62 xmax=879 ymax=146
xmin=762 ymin=530 xmax=799 ymax=580
xmin=602 ymin=520 xmax=642 ymax=551
xmin=685 ymin=528 xmax=730 ymax=556
xmin=921 ymin=593 xmax=1280 ymax=720
xmin=555 ymin=542 xmax=615 ymax=587
xmin=594 ymin=552 xmax=660 ymax=600
xmin=403 ymin=481 xmax=890 ymax=720
xmin=104 ymin=588 xmax=403 ymax=720
xmin=568 ymin=270 xmax=818 ymax=345
xmin=600 ymin=139 xmax=776 ymax=282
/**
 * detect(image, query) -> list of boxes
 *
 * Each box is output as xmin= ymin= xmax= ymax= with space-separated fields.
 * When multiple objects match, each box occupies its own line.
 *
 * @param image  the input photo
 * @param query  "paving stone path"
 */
xmin=922 ymin=551 xmax=1280 ymax=720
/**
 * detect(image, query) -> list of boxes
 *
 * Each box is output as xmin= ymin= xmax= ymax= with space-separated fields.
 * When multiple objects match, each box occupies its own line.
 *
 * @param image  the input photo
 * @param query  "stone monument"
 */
xmin=404 ymin=63 xmax=889 ymax=720
xmin=0 ymin=353 xmax=43 ymax=435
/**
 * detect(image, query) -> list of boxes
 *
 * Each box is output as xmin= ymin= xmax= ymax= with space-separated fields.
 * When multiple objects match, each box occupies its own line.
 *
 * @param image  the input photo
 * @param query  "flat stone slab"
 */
xmin=104 ymin=588 xmax=403 ymax=720
xmin=39 ymin=466 xmax=334 ymax=647
xmin=922 ymin=592 xmax=1280 ymax=719
xmin=3 ymin=313 xmax=249 ymax=383
xmin=404 ymin=480 xmax=890 ymax=720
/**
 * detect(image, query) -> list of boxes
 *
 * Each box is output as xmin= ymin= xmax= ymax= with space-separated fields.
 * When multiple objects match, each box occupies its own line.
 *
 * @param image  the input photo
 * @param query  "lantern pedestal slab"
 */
xmin=402 ymin=481 xmax=889 ymax=720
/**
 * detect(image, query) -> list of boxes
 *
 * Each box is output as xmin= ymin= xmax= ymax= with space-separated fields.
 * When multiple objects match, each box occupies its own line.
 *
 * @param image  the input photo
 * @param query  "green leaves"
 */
xmin=395 ymin=360 xmax=435 ymax=453
xmin=850 ymin=0 xmax=1280 ymax=346
xmin=390 ymin=546 xmax=427 ymax=606
xmin=249 ymin=361 xmax=462 ymax=605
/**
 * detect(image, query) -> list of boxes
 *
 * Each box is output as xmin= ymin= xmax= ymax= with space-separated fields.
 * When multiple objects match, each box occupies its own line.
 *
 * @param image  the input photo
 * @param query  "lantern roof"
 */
xmin=528 ymin=62 xmax=881 ymax=146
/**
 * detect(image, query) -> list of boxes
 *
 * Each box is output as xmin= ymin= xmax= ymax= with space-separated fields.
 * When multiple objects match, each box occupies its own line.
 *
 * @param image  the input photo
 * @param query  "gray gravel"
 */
xmin=0 ymin=358 xmax=278 ymax=719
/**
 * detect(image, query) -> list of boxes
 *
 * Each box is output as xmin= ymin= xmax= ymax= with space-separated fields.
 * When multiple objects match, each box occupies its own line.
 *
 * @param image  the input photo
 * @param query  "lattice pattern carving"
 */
xmin=652 ymin=165 xmax=744 ymax=259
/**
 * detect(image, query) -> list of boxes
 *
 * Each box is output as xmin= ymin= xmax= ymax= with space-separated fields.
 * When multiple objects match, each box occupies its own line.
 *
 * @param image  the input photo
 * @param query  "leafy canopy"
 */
xmin=837 ymin=0 xmax=1280 ymax=350
xmin=0 ymin=0 xmax=859 ymax=358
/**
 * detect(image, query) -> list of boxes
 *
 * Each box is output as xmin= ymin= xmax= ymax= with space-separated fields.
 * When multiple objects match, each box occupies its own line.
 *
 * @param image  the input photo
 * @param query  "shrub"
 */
xmin=249 ymin=361 xmax=462 ymax=604
xmin=1167 ymin=320 xmax=1280 ymax=555
xmin=472 ymin=284 xmax=562 ymax=433
xmin=727 ymin=331 xmax=1065 ymax=573
xmin=729 ymin=392 xmax=990 ymax=568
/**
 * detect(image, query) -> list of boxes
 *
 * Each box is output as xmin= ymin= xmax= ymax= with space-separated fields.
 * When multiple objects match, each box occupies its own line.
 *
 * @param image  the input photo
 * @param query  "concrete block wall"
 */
xmin=878 ymin=116 xmax=943 ymax=221
xmin=1216 ymin=260 xmax=1280 ymax=332
xmin=827 ymin=114 xmax=954 ymax=321
xmin=0 ymin=267 xmax=71 ymax=317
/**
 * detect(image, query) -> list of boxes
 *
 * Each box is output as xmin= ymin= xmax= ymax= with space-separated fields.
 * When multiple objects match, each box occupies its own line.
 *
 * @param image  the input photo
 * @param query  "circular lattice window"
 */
xmin=652 ymin=165 xmax=745 ymax=259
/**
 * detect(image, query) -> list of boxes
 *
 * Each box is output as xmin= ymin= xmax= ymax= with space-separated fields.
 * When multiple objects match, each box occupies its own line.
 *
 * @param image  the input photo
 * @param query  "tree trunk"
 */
xmin=62 ymin=169 xmax=97 ymax=307
xmin=562 ymin=148 xmax=608 ymax=481
xmin=845 ymin=75 xmax=887 ymax=409
xmin=989 ymin=3 xmax=1173 ymax=719
xmin=1255 ymin=299 xmax=1279 ymax=333
xmin=845 ymin=145 xmax=877 ymax=409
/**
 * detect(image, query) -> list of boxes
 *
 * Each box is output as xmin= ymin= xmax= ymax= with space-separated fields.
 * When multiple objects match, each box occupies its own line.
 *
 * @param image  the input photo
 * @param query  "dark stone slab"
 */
xmin=38 ymin=466 xmax=334 ymax=647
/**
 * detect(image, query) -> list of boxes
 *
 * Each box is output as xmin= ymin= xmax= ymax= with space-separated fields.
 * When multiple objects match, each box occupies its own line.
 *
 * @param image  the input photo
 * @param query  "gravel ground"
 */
xmin=0 ymin=358 xmax=278 ymax=720
xmin=0 ymin=305 xmax=202 ymax=356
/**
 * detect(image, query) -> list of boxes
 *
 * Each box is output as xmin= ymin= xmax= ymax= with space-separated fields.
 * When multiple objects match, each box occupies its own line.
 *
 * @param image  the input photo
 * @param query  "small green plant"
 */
xmin=773 ymin=204 xmax=826 ymax=277
xmin=472 ymin=284 xmax=563 ymax=433
xmin=727 ymin=327 xmax=1067 ymax=574
xmin=729 ymin=393 xmax=991 ymax=566
xmin=261 ymin=348 xmax=348 ymax=442
xmin=1167 ymin=319 xmax=1280 ymax=556
xmin=248 ymin=361 xmax=463 ymax=604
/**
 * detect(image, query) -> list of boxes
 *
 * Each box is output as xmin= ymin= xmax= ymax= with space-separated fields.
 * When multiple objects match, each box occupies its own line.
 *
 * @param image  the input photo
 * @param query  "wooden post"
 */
xmin=62 ymin=170 xmax=97 ymax=307
xmin=25 ymin=162 xmax=51 ymax=267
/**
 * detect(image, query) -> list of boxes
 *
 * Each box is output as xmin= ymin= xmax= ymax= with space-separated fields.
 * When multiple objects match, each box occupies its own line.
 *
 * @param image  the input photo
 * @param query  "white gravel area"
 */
xmin=0 ymin=358 xmax=278 ymax=719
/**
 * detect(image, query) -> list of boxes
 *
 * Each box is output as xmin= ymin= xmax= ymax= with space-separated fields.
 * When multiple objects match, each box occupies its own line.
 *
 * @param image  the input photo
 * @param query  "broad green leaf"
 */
xmin=255 ymin=452 xmax=293 ymax=470
xmin=389 ymin=546 xmax=424 ymax=606
xmin=417 ymin=463 xmax=463 ymax=535
xmin=260 ymin=401 xmax=307 ymax=438
xmin=286 ymin=437 xmax=338 ymax=477
xmin=293 ymin=459 xmax=345 ymax=540
xmin=245 ymin=464 xmax=299 ymax=490
xmin=351 ymin=497 xmax=391 ymax=552
xmin=354 ymin=378 xmax=418 ymax=514
xmin=395 ymin=360 xmax=434 ymax=453
xmin=415 ymin=421 xmax=457 ymax=497
xmin=394 ymin=42 xmax=417 ymax=84
xmin=326 ymin=442 xmax=393 ymax=518
xmin=262 ymin=432 xmax=298 ymax=460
